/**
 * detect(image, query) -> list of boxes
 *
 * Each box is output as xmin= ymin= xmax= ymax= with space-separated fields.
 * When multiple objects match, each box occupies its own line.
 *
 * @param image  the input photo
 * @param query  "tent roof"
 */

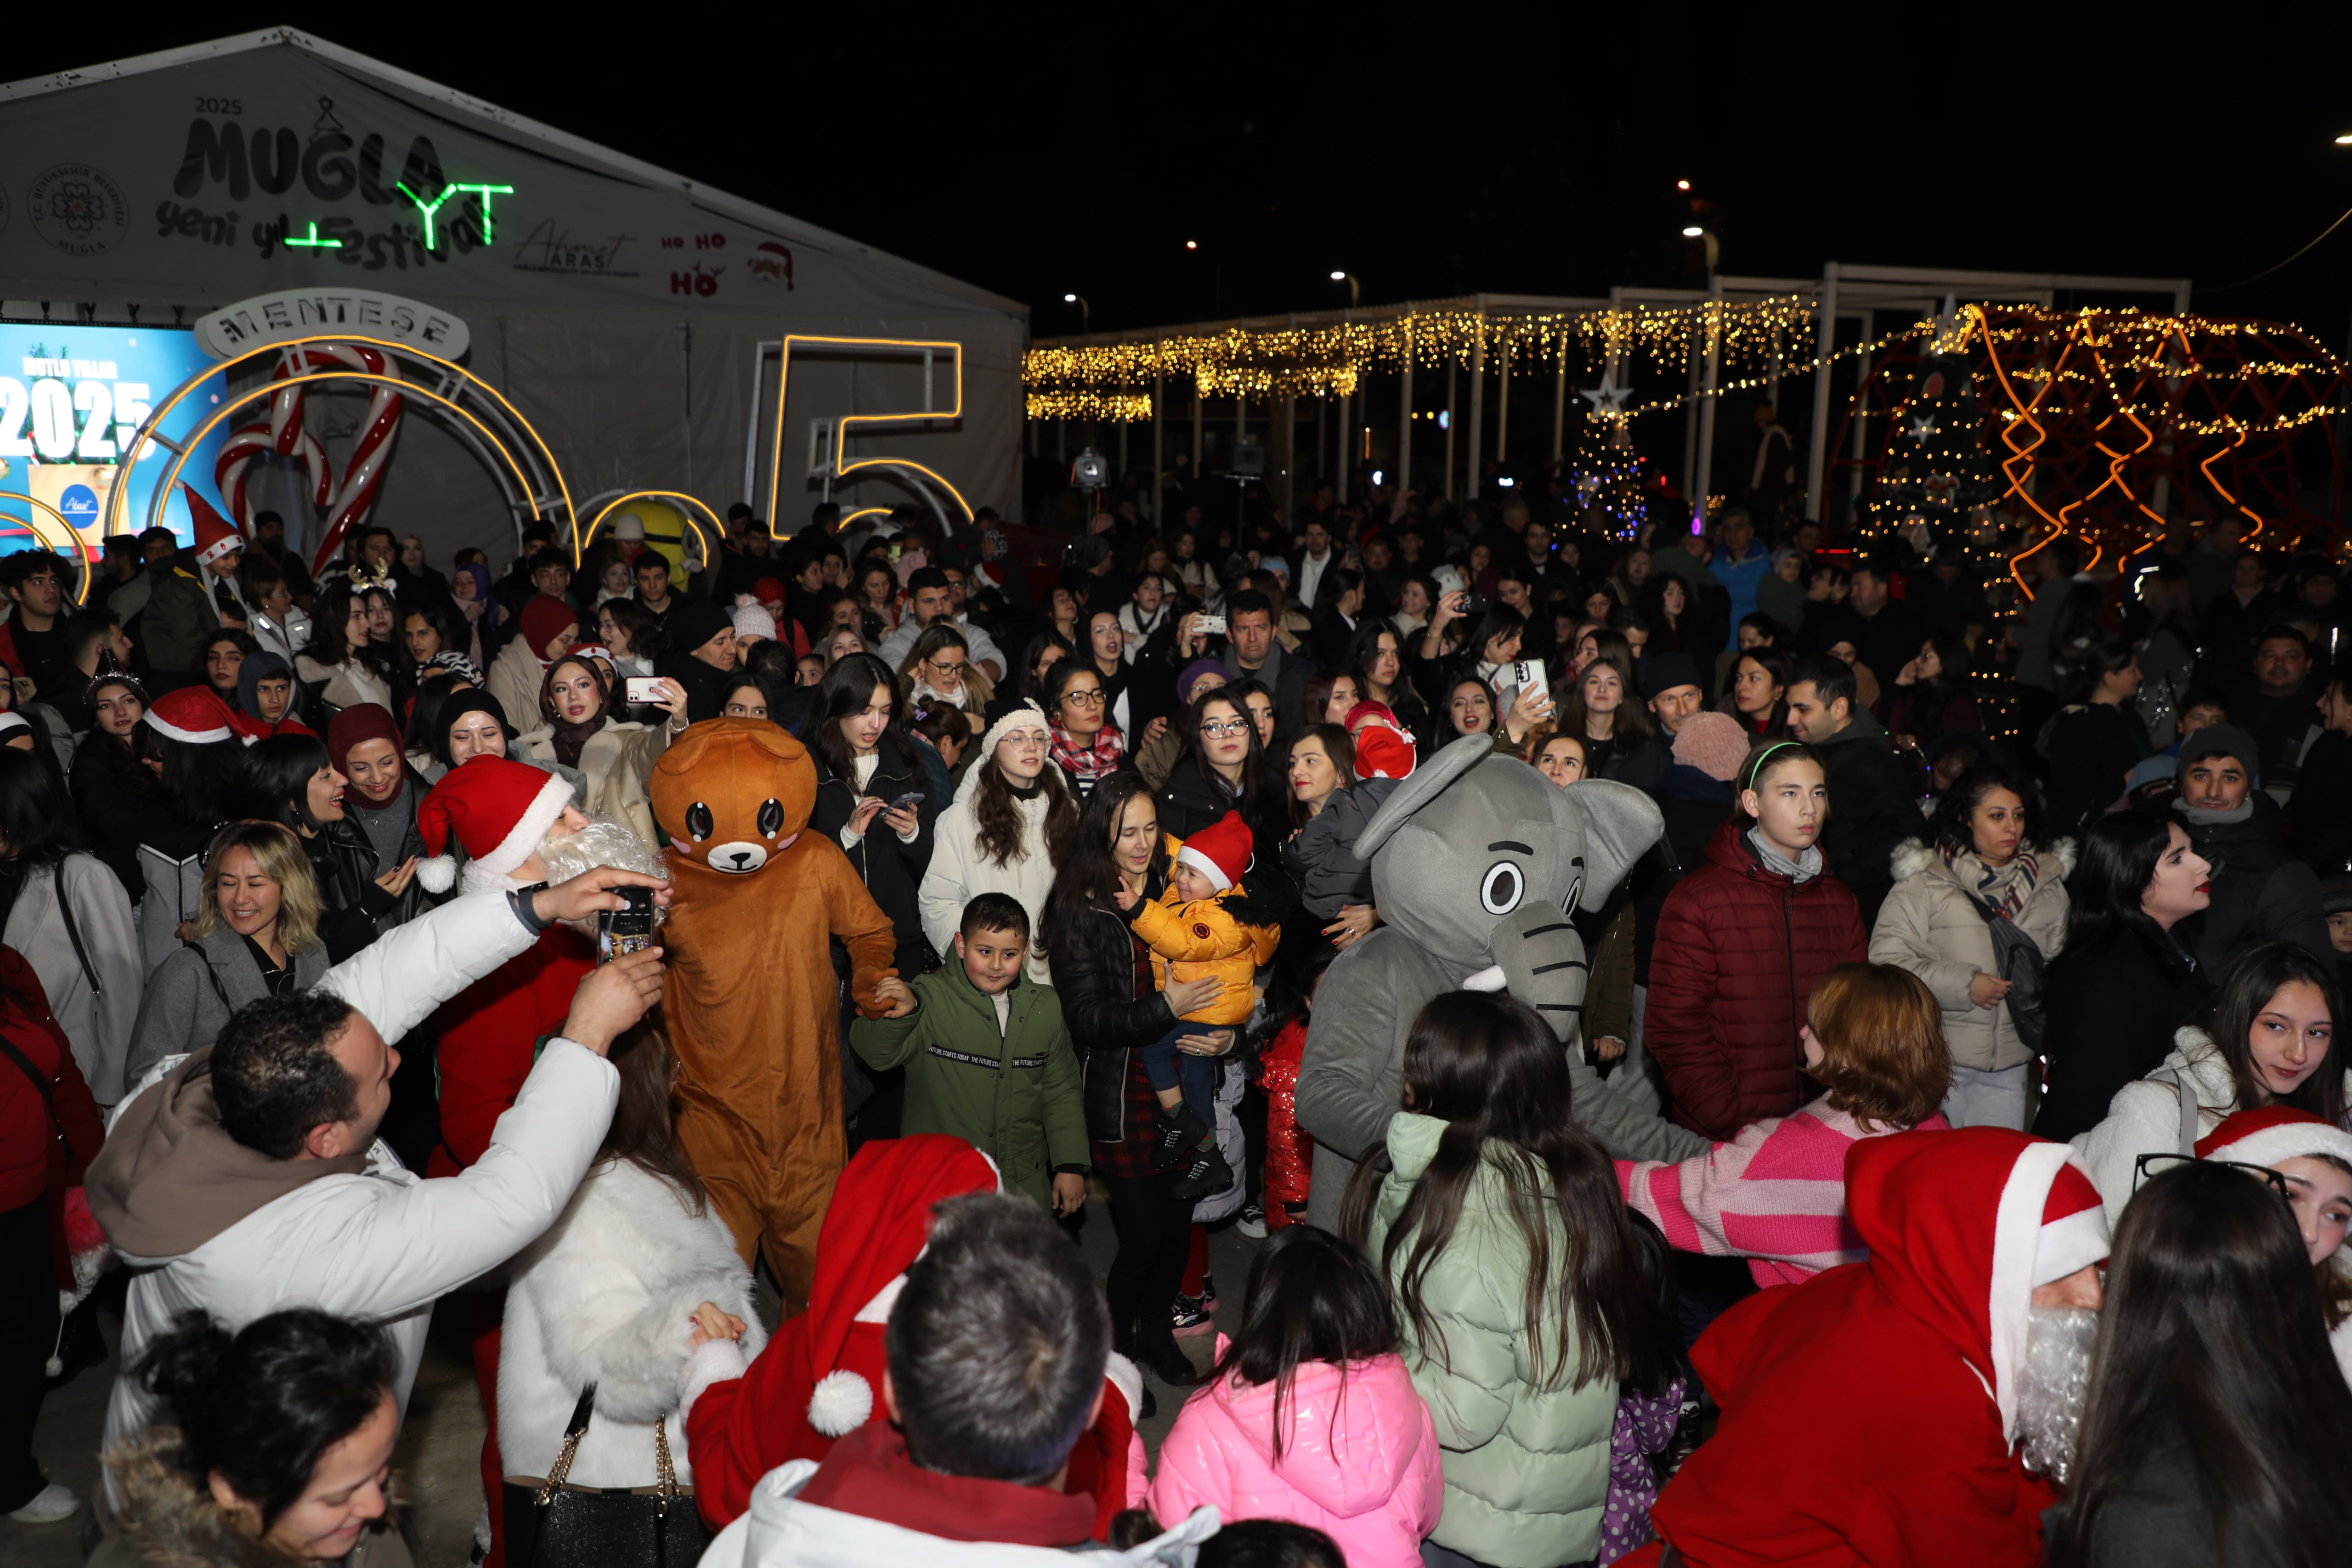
xmin=0 ymin=25 xmax=1026 ymax=319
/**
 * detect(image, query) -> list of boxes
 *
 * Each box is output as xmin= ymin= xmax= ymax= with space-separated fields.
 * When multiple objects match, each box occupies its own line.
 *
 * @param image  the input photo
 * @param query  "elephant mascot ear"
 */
xmin=1549 ymin=777 xmax=1664 ymax=914
xmin=1357 ymin=732 xmax=1494 ymax=859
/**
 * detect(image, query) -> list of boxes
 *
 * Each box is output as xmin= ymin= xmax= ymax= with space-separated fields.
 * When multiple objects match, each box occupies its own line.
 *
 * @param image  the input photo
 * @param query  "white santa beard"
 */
xmin=2013 ymin=1305 xmax=2099 ymax=1484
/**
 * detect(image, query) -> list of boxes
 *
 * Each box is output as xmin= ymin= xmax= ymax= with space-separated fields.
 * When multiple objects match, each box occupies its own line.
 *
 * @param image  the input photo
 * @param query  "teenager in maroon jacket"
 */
xmin=1646 ymin=742 xmax=1868 ymax=1140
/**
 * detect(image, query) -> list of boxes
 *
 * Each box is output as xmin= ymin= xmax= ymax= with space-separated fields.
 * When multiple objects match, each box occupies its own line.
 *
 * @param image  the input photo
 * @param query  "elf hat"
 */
xmin=413 ymin=755 xmax=575 ymax=895
xmin=186 ymin=488 xmax=246 ymax=567
xmin=2196 ymin=1105 xmax=2352 ymax=1175
xmin=1176 ymin=810 xmax=1254 ymax=893
xmin=2032 ymin=1158 xmax=2111 ymax=1287
xmin=142 ymin=685 xmax=239 ymax=746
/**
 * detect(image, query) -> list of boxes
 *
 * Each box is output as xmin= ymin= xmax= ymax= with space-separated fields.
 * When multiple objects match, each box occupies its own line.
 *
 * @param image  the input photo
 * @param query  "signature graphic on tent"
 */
xmin=29 ymin=164 xmax=129 ymax=257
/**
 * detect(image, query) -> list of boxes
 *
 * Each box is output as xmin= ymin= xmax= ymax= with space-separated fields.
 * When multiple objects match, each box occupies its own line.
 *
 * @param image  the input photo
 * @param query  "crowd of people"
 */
xmin=3 ymin=472 xmax=2351 ymax=1568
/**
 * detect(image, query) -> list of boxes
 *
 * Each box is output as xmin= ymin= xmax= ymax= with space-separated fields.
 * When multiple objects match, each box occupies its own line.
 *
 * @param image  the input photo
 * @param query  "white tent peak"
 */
xmin=0 ymin=25 xmax=1025 ymax=318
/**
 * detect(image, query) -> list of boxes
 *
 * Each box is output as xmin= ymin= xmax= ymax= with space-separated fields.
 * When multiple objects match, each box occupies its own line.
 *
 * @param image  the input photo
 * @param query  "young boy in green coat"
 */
xmin=856 ymin=892 xmax=1091 ymax=1213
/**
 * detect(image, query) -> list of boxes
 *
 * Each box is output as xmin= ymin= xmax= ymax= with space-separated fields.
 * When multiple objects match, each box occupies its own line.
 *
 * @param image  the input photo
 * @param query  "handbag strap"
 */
xmin=180 ymin=939 xmax=237 ymax=1018
xmin=0 ymin=1030 xmax=57 ymax=1126
xmin=532 ymin=1383 xmax=683 ymax=1514
xmin=2155 ymin=1068 xmax=2200 ymax=1157
xmin=54 ymin=863 xmax=100 ymax=997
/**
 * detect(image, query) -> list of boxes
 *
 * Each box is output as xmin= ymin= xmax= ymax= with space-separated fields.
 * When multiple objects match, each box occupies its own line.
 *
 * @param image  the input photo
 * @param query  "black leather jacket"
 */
xmin=1046 ymin=879 xmax=1181 ymax=1145
xmin=317 ymin=764 xmax=439 ymax=933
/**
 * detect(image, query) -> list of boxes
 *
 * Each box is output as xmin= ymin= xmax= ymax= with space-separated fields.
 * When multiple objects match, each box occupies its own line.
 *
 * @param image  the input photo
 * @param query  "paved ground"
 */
xmin=6 ymin=1183 xmax=1263 ymax=1568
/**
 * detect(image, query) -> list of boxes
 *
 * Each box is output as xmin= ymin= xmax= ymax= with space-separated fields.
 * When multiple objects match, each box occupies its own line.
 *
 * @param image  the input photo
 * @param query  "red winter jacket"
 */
xmin=0 ymin=947 xmax=106 ymax=1282
xmin=1645 ymin=821 xmax=1867 ymax=1140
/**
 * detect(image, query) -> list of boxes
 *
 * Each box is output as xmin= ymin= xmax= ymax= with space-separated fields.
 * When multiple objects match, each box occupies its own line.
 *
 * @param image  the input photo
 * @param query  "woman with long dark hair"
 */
xmin=1042 ymin=656 xmax=1124 ymax=797
xmin=2042 ymin=638 xmax=2150 ymax=839
xmin=1887 ymin=632 xmax=1982 ymax=742
xmin=806 ymin=653 xmax=938 ymax=978
xmin=1040 ymin=772 xmax=1234 ymax=1390
xmin=918 ymin=701 xmax=1075 ymax=985
xmin=1724 ymin=645 xmax=1790 ymax=736
xmin=2036 ymin=811 xmax=2216 ymax=1141
xmin=1342 ymin=990 xmax=1659 ymax=1568
xmin=1348 ymin=620 xmax=1429 ymax=742
xmin=293 ymin=580 xmax=395 ymax=716
xmin=238 ymin=733 xmax=405 ymax=964
xmin=984 ymin=628 xmax=1073 ymax=727
xmin=2043 ymin=1161 xmax=2352 ymax=1568
xmin=96 ymin=1309 xmax=405 ymax=1566
xmin=68 ymin=666 xmax=162 ymax=900
xmin=1557 ymin=639 xmax=1653 ymax=779
xmin=0 ymin=748 xmax=140 ymax=1102
xmin=1871 ymin=764 xmax=2071 ymax=1129
xmin=514 ymin=654 xmax=680 ymax=848
xmin=2077 ymin=941 xmax=2349 ymax=1220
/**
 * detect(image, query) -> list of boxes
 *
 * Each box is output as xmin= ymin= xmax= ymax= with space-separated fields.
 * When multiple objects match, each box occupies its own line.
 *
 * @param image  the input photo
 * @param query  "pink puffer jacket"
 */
xmin=1147 ymin=1343 xmax=1444 ymax=1568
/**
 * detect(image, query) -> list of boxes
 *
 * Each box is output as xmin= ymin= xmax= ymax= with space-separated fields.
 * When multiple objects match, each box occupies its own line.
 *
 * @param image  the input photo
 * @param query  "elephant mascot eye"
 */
xmin=1479 ymin=860 xmax=1525 ymax=915
xmin=758 ymin=798 xmax=786 ymax=838
xmin=684 ymin=802 xmax=714 ymax=843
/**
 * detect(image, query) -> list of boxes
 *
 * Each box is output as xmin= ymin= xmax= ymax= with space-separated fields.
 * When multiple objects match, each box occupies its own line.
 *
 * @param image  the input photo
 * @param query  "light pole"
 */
xmin=1063 ymin=293 xmax=1090 ymax=334
xmin=1329 ymin=271 xmax=1360 ymax=307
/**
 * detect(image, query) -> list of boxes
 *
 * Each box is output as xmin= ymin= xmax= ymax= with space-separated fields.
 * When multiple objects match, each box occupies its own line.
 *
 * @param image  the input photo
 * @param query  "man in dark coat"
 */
xmin=2172 ymin=725 xmax=2332 ymax=973
xmin=1786 ymin=656 xmax=1923 ymax=929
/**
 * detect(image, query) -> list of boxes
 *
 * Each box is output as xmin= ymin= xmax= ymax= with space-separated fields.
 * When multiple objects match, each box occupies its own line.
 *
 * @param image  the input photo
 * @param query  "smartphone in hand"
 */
xmin=624 ymin=677 xmax=665 ymax=704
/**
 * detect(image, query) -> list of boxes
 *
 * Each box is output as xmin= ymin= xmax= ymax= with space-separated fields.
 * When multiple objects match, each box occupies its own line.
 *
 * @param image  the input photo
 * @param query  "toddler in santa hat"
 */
xmin=1115 ymin=809 xmax=1280 ymax=1200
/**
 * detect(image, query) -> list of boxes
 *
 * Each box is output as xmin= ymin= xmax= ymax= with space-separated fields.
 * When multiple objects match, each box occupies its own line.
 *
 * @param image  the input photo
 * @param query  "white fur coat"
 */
xmin=499 ymin=1158 xmax=765 ymax=1488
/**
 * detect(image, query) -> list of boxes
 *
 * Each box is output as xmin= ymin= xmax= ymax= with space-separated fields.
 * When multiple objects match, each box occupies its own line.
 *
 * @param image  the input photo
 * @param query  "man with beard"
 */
xmin=1627 ymin=1129 xmax=2109 ymax=1567
xmin=408 ymin=755 xmax=672 ymax=1567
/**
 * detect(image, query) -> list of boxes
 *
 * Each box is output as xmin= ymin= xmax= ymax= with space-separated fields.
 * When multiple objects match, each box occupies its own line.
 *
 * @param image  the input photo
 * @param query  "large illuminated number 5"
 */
xmin=764 ymin=337 xmax=973 ymax=539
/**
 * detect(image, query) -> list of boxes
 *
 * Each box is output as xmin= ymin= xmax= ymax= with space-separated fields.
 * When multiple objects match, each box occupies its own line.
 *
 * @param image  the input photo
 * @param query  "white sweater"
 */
xmin=917 ymin=786 xmax=1057 ymax=985
xmin=499 ymin=1158 xmax=763 ymax=1487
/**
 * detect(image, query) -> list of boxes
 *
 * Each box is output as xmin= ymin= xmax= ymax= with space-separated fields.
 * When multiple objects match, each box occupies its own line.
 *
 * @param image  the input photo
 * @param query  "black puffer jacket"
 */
xmin=809 ymin=744 xmax=939 ymax=974
xmin=1047 ymin=885 xmax=1182 ymax=1145
xmin=1159 ymin=761 xmax=1300 ymax=923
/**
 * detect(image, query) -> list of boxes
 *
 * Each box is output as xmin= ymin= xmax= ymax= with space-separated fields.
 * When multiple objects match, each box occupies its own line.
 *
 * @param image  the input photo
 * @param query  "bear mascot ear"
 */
xmin=1548 ymin=777 xmax=1663 ymax=914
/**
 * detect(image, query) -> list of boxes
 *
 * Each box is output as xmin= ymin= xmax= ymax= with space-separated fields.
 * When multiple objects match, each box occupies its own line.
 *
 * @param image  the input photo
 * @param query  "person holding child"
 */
xmin=853 ymin=893 xmax=1090 ymax=1213
xmin=1115 ymin=809 xmax=1280 ymax=1200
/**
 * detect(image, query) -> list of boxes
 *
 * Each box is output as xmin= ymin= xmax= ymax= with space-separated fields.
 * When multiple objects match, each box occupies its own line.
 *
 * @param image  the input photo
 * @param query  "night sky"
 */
xmin=14 ymin=10 xmax=2352 ymax=345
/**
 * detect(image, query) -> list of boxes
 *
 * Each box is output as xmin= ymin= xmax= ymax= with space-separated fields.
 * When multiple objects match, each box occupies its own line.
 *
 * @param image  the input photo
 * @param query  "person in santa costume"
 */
xmin=2192 ymin=1106 xmax=2352 ymax=1383
xmin=142 ymin=492 xmax=254 ymax=686
xmin=410 ymin=754 xmax=669 ymax=1568
xmin=679 ymin=1134 xmax=1145 ymax=1539
xmin=1625 ymin=1128 xmax=2111 ymax=1568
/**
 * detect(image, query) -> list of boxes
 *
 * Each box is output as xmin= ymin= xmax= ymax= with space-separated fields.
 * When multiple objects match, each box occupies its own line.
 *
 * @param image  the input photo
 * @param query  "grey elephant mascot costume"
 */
xmin=1296 ymin=733 xmax=1708 ymax=1228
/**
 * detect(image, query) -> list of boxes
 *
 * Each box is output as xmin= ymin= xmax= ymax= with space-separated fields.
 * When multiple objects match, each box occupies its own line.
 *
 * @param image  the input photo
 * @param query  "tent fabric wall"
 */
xmin=0 ymin=30 xmax=1025 ymax=566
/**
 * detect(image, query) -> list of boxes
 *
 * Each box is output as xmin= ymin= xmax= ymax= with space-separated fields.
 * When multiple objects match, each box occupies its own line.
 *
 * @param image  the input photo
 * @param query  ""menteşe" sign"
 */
xmin=192 ymin=289 xmax=470 ymax=361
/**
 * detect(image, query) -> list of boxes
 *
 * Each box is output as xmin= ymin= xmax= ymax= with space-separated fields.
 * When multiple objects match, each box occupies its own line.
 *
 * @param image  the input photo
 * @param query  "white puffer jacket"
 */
xmin=500 ymin=1158 xmax=764 ymax=1488
xmin=1868 ymin=839 xmax=2072 ymax=1072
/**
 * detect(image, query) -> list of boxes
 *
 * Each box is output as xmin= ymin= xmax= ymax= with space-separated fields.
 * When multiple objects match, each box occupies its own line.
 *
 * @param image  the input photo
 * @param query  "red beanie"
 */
xmin=143 ymin=685 xmax=239 ymax=745
xmin=1176 ymin=810 xmax=1254 ymax=893
xmin=326 ymin=703 xmax=404 ymax=776
xmin=754 ymin=576 xmax=789 ymax=606
xmin=520 ymin=594 xmax=579 ymax=659
xmin=413 ymin=755 xmax=574 ymax=894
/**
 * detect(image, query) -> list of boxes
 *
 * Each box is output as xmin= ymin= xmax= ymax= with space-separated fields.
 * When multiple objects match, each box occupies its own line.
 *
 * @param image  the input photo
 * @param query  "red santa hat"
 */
xmin=142 ymin=685 xmax=239 ymax=745
xmin=185 ymin=487 xmax=246 ymax=568
xmin=412 ymin=755 xmax=574 ymax=895
xmin=2196 ymin=1105 xmax=2352 ymax=1177
xmin=1176 ymin=810 xmax=1253 ymax=893
xmin=1344 ymin=699 xmax=1418 ymax=780
xmin=2030 ymin=1160 xmax=2109 ymax=1288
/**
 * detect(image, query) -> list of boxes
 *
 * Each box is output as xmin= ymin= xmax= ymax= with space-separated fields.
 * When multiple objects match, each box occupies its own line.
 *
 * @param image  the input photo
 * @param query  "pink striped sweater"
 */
xmin=1616 ymin=1097 xmax=1948 ymax=1288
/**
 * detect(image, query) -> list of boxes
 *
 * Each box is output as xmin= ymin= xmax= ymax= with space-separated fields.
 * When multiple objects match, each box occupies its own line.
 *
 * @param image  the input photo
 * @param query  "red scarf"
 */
xmin=795 ymin=1419 xmax=1097 ymax=1547
xmin=1048 ymin=719 xmax=1124 ymax=787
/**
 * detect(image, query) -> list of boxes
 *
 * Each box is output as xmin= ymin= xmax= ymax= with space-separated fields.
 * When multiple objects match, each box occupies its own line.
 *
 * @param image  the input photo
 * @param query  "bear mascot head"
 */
xmin=651 ymin=716 xmax=816 ymax=877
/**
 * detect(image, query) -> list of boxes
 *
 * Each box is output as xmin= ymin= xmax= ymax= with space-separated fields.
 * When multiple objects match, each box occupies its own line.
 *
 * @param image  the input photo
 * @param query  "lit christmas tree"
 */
xmin=1861 ymin=344 xmax=1998 ymax=544
xmin=1566 ymin=371 xmax=1648 ymax=538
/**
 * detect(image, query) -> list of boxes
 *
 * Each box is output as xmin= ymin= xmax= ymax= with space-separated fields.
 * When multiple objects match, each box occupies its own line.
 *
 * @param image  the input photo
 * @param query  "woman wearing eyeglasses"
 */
xmin=2076 ymin=941 xmax=2350 ymax=1227
xmin=1043 ymin=659 xmax=1123 ymax=798
xmin=896 ymin=623 xmax=992 ymax=718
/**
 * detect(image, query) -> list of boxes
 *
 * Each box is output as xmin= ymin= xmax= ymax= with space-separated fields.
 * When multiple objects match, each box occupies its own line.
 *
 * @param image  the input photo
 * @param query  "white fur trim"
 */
xmin=471 ymin=772 xmax=576 ymax=883
xmin=1176 ymin=843 xmax=1233 ymax=893
xmin=1101 ymin=1350 xmax=1143 ymax=1425
xmin=853 ymin=1274 xmax=908 ymax=1326
xmin=1987 ymin=1141 xmax=2086 ymax=1442
xmin=416 ymin=855 xmax=457 ymax=895
xmin=2033 ymin=1205 xmax=2110 ymax=1288
xmin=676 ymin=1337 xmax=748 ymax=1427
xmin=196 ymin=532 xmax=243 ymax=566
xmin=1889 ymin=838 xmax=1937 ymax=881
xmin=807 ymin=1369 xmax=874 ymax=1437
xmin=2205 ymin=1121 xmax=2352 ymax=1172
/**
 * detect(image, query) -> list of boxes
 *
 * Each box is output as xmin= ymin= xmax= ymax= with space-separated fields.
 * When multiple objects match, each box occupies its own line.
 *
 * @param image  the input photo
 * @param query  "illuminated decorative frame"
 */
xmin=578 ymin=490 xmax=726 ymax=564
xmin=764 ymin=336 xmax=975 ymax=541
xmin=0 ymin=493 xmax=98 ymax=604
xmin=110 ymin=334 xmax=576 ymax=558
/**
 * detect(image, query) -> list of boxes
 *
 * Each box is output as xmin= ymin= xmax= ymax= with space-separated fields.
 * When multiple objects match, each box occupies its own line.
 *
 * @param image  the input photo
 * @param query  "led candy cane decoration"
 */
xmin=209 ymin=343 xmax=406 ymax=574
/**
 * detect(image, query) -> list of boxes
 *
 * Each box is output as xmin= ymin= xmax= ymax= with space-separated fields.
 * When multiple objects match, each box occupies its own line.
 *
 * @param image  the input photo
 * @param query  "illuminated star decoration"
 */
xmin=1580 ymin=368 xmax=1632 ymax=417
xmin=1910 ymin=415 xmax=1938 ymax=440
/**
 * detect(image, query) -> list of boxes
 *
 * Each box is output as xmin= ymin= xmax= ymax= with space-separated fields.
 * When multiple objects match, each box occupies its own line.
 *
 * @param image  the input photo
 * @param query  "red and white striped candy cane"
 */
xmin=207 ymin=343 xmax=404 ymax=569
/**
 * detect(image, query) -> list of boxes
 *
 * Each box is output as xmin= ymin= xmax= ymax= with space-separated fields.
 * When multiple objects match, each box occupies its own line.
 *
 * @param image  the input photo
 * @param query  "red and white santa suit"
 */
xmin=2194 ymin=1106 xmax=2352 ymax=1385
xmin=1629 ymin=1127 xmax=2111 ymax=1568
xmin=679 ymin=1134 xmax=1146 ymax=1539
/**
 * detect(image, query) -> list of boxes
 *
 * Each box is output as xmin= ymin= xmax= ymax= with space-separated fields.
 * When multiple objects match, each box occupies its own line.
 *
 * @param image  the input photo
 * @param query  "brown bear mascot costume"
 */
xmin=651 ymin=717 xmax=898 ymax=1308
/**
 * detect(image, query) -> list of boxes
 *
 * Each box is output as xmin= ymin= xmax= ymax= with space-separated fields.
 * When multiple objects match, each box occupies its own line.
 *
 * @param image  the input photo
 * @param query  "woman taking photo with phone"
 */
xmin=514 ymin=655 xmax=683 ymax=849
xmin=807 ymin=653 xmax=939 ymax=980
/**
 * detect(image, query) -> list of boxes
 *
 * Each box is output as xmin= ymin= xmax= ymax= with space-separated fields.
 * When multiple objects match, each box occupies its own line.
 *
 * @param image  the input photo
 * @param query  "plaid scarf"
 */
xmin=1048 ymin=719 xmax=1124 ymax=787
xmin=1947 ymin=844 xmax=2041 ymax=923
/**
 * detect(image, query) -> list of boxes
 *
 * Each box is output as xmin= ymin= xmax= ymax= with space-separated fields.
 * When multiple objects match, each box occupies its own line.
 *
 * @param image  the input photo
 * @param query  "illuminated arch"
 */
xmin=578 ymin=491 xmax=726 ymax=564
xmin=0 ymin=494 xmax=99 ymax=605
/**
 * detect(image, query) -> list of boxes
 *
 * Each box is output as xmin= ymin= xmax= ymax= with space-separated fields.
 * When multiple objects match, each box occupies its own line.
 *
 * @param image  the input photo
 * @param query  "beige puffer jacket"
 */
xmin=1868 ymin=839 xmax=2073 ymax=1071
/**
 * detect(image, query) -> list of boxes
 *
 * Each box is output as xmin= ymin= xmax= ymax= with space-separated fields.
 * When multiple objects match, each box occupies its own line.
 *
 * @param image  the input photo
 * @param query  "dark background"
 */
xmin=13 ymin=9 xmax=2352 ymax=341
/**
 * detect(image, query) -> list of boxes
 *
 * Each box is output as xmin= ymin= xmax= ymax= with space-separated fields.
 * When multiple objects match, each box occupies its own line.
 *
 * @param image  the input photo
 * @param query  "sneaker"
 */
xmin=1170 ymin=1292 xmax=1215 ymax=1337
xmin=1234 ymin=1204 xmax=1267 ymax=1239
xmin=1198 ymin=1271 xmax=1218 ymax=1311
xmin=1151 ymin=1108 xmax=1212 ymax=1169
xmin=1170 ymin=1145 xmax=1235 ymax=1201
xmin=8 ymin=1482 xmax=80 ymax=1524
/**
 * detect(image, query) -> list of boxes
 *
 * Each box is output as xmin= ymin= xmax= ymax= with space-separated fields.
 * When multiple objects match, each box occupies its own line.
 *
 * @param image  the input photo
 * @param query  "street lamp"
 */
xmin=1680 ymin=227 xmax=1719 ymax=271
xmin=1063 ymin=293 xmax=1090 ymax=332
xmin=1330 ymin=271 xmax=1360 ymax=307
xmin=2337 ymin=133 xmax=2352 ymax=145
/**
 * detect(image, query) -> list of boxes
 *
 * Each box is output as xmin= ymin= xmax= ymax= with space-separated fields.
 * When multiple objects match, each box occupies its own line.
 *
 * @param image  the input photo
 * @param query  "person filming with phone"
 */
xmin=806 ymin=654 xmax=939 ymax=981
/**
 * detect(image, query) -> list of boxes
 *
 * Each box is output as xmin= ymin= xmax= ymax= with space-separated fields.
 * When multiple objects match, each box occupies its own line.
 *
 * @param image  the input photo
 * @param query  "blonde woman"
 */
xmin=124 ymin=822 xmax=327 ymax=1088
